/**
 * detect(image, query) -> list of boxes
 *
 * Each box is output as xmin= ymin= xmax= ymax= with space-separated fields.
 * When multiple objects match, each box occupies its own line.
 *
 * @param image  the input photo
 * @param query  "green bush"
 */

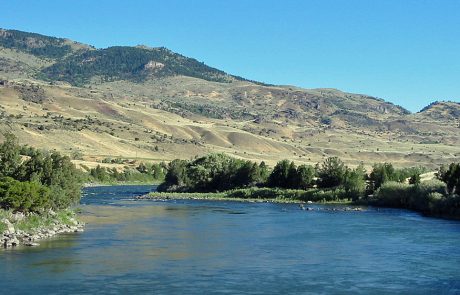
xmin=0 ymin=134 xmax=83 ymax=212
xmin=0 ymin=177 xmax=51 ymax=213
xmin=371 ymin=180 xmax=460 ymax=218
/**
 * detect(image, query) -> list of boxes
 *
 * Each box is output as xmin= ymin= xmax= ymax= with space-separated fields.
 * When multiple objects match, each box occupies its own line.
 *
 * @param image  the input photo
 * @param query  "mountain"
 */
xmin=0 ymin=28 xmax=459 ymax=169
xmin=39 ymin=46 xmax=250 ymax=86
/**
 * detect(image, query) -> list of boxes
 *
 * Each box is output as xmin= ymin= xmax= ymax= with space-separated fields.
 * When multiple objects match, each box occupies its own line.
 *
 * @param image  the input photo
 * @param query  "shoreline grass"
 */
xmin=84 ymin=181 xmax=161 ymax=187
xmin=146 ymin=187 xmax=354 ymax=204
xmin=1 ymin=209 xmax=79 ymax=233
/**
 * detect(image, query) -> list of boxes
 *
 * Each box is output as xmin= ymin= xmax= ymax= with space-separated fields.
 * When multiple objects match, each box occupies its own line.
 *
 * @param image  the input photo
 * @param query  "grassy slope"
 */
xmin=1 ymin=81 xmax=458 ymax=169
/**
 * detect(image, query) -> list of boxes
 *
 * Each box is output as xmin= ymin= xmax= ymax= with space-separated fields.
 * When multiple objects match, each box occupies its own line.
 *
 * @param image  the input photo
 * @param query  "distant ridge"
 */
xmin=0 ymin=28 xmax=267 ymax=86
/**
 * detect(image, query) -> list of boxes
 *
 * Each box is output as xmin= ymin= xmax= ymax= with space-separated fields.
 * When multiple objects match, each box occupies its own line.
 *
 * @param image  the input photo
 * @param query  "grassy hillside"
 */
xmin=0 ymin=28 xmax=459 ymax=170
xmin=417 ymin=101 xmax=460 ymax=122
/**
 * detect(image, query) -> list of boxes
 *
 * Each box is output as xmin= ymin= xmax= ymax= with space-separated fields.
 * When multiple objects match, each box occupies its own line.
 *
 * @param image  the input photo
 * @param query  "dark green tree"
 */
xmin=369 ymin=163 xmax=397 ymax=191
xmin=287 ymin=161 xmax=298 ymax=188
xmin=258 ymin=161 xmax=270 ymax=184
xmin=164 ymin=159 xmax=189 ymax=188
xmin=268 ymin=160 xmax=291 ymax=188
xmin=295 ymin=164 xmax=316 ymax=190
xmin=16 ymin=151 xmax=82 ymax=208
xmin=343 ymin=164 xmax=367 ymax=200
xmin=316 ymin=157 xmax=347 ymax=188
xmin=90 ymin=165 xmax=110 ymax=182
xmin=0 ymin=133 xmax=22 ymax=178
xmin=437 ymin=163 xmax=460 ymax=195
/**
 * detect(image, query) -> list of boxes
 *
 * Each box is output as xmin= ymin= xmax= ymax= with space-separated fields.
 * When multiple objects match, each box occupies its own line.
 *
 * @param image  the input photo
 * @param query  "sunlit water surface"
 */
xmin=1 ymin=185 xmax=460 ymax=294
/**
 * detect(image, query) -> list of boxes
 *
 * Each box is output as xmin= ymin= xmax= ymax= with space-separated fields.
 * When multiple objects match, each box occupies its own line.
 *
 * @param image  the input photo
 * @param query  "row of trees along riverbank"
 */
xmin=157 ymin=153 xmax=460 ymax=219
xmin=84 ymin=161 xmax=165 ymax=185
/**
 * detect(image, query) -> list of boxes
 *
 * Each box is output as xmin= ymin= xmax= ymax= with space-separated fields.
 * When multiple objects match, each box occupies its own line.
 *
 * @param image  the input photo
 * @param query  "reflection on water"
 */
xmin=1 ymin=185 xmax=460 ymax=294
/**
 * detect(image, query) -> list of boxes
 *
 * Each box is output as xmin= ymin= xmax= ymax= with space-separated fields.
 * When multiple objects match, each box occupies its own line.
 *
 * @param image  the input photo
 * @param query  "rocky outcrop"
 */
xmin=1 ymin=214 xmax=84 ymax=248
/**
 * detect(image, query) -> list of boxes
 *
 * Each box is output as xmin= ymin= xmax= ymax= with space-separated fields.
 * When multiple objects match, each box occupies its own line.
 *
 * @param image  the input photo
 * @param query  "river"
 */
xmin=1 ymin=185 xmax=460 ymax=294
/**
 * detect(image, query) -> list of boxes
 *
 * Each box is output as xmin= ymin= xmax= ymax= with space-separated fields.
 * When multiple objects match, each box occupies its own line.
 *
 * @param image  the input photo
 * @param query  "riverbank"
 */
xmin=84 ymin=181 xmax=160 ymax=187
xmin=140 ymin=187 xmax=353 ymax=204
xmin=0 ymin=209 xmax=84 ymax=248
xmin=143 ymin=184 xmax=460 ymax=220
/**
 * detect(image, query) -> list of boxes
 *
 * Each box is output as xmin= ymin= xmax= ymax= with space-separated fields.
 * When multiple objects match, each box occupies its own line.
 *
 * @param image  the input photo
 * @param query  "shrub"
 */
xmin=0 ymin=177 xmax=51 ymax=213
xmin=0 ymin=134 xmax=83 ymax=212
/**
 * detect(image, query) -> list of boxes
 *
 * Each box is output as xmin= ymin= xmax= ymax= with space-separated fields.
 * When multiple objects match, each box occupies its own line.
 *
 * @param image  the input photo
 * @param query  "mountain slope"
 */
xmin=0 ymin=28 xmax=90 ymax=58
xmin=0 ymin=28 xmax=459 ymax=169
xmin=417 ymin=101 xmax=460 ymax=122
xmin=39 ymin=46 xmax=246 ymax=85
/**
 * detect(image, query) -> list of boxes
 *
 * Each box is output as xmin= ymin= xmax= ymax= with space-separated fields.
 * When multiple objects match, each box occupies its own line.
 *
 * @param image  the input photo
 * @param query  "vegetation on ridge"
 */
xmin=0 ymin=29 xmax=73 ymax=58
xmin=39 ymin=46 xmax=243 ymax=85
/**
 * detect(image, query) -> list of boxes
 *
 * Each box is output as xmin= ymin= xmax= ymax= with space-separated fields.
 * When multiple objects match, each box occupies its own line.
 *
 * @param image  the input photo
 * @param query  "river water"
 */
xmin=1 ymin=185 xmax=460 ymax=294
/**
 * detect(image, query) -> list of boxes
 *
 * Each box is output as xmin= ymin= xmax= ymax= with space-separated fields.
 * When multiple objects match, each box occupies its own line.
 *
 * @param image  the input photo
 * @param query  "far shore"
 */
xmin=83 ymin=182 xmax=159 ymax=188
xmin=139 ymin=191 xmax=354 ymax=205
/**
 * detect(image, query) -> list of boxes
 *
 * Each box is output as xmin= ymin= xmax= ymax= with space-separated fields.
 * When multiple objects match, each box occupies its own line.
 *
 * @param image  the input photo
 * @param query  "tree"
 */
xmin=258 ymin=161 xmax=270 ymax=184
xmin=343 ymin=164 xmax=367 ymax=200
xmin=268 ymin=160 xmax=291 ymax=188
xmin=437 ymin=163 xmax=460 ymax=195
xmin=0 ymin=133 xmax=22 ymax=178
xmin=316 ymin=157 xmax=347 ymax=188
xmin=89 ymin=165 xmax=109 ymax=182
xmin=287 ymin=161 xmax=298 ymax=188
xmin=233 ymin=161 xmax=259 ymax=188
xmin=295 ymin=164 xmax=315 ymax=190
xmin=16 ymin=151 xmax=83 ymax=208
xmin=151 ymin=163 xmax=165 ymax=180
xmin=369 ymin=163 xmax=396 ymax=191
xmin=164 ymin=159 xmax=189 ymax=187
xmin=136 ymin=162 xmax=148 ymax=173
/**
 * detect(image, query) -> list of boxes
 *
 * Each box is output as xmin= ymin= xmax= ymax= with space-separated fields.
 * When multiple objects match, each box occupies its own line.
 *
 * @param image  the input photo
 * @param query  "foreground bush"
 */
xmin=0 ymin=178 xmax=50 ymax=213
xmin=0 ymin=133 xmax=83 ymax=212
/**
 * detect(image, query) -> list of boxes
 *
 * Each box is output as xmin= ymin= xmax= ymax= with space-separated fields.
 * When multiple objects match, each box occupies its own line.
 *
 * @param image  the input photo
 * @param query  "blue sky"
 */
xmin=1 ymin=0 xmax=459 ymax=112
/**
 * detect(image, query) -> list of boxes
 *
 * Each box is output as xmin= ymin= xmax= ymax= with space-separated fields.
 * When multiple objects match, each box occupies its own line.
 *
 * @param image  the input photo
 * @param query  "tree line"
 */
xmin=158 ymin=153 xmax=431 ymax=197
xmin=158 ymin=153 xmax=460 ymax=218
xmin=87 ymin=162 xmax=165 ymax=184
xmin=40 ymin=46 xmax=237 ymax=86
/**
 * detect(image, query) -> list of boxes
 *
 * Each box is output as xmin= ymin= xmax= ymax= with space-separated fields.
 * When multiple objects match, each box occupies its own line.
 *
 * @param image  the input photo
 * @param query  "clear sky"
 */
xmin=1 ymin=0 xmax=459 ymax=112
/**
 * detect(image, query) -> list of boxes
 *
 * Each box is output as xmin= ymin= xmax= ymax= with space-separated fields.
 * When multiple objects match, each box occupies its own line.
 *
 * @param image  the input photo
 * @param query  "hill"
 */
xmin=418 ymin=101 xmax=460 ymax=122
xmin=0 ymin=28 xmax=459 ymax=169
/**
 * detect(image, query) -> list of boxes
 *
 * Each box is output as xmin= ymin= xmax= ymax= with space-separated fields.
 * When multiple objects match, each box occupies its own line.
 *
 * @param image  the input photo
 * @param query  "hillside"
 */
xmin=39 ymin=46 xmax=248 ymax=86
xmin=0 ymin=28 xmax=459 ymax=169
xmin=417 ymin=101 xmax=460 ymax=122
